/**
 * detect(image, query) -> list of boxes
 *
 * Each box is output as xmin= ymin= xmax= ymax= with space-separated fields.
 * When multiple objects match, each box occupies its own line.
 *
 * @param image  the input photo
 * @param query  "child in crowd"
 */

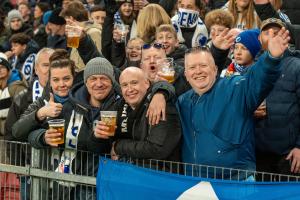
xmin=90 ymin=5 xmax=106 ymax=26
xmin=155 ymin=24 xmax=187 ymax=67
xmin=221 ymin=29 xmax=261 ymax=77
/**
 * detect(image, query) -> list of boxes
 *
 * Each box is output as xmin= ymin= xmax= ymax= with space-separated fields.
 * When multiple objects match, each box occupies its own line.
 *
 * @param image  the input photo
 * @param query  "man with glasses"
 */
xmin=176 ymin=27 xmax=290 ymax=179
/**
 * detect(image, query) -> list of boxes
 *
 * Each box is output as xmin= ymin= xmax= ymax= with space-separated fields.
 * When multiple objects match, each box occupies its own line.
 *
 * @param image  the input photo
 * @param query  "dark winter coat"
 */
xmin=255 ymin=51 xmax=300 ymax=155
xmin=114 ymin=88 xmax=181 ymax=161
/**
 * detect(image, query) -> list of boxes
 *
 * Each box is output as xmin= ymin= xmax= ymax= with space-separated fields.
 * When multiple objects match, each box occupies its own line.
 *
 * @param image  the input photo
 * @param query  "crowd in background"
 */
xmin=0 ymin=0 xmax=300 ymax=199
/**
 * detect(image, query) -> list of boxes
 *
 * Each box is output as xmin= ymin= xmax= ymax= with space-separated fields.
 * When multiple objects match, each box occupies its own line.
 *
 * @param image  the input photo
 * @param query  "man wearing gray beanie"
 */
xmin=1 ymin=10 xmax=33 ymax=52
xmin=83 ymin=57 xmax=115 ymax=83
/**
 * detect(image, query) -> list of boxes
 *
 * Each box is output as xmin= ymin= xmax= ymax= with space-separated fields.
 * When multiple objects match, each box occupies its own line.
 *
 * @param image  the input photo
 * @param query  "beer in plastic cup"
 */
xmin=48 ymin=119 xmax=65 ymax=144
xmin=159 ymin=58 xmax=175 ymax=83
xmin=100 ymin=111 xmax=117 ymax=136
xmin=114 ymin=24 xmax=129 ymax=43
xmin=66 ymin=25 xmax=81 ymax=48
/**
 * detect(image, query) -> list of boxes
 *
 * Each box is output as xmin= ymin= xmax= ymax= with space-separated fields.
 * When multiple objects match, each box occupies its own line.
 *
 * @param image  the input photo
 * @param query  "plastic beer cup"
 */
xmin=100 ymin=111 xmax=117 ymax=136
xmin=48 ymin=119 xmax=65 ymax=144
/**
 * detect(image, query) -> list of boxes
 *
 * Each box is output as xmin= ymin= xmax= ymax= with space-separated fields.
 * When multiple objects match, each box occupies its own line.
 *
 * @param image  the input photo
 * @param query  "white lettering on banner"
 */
xmin=177 ymin=182 xmax=219 ymax=200
xmin=22 ymin=54 xmax=36 ymax=81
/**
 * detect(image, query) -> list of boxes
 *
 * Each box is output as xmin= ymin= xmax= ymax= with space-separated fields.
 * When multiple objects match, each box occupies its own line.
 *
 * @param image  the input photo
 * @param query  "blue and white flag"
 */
xmin=97 ymin=157 xmax=300 ymax=200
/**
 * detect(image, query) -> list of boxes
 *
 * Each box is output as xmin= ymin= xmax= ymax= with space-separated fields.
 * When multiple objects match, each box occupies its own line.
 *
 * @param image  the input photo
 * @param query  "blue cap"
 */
xmin=235 ymin=29 xmax=261 ymax=59
xmin=43 ymin=10 xmax=53 ymax=25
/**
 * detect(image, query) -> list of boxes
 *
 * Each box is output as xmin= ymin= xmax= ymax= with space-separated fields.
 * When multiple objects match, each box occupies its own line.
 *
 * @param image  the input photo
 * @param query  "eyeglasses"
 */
xmin=142 ymin=43 xmax=164 ymax=50
xmin=185 ymin=45 xmax=211 ymax=55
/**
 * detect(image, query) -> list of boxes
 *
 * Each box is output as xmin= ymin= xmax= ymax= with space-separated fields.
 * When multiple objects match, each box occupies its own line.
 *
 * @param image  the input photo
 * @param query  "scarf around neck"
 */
xmin=172 ymin=10 xmax=208 ymax=47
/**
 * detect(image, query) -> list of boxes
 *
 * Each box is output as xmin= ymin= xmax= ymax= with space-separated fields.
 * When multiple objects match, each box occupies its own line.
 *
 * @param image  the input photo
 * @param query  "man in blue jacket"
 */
xmin=177 ymin=27 xmax=290 ymax=180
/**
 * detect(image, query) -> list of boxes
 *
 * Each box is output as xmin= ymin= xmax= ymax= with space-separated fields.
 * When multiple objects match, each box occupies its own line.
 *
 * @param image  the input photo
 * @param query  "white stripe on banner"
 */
xmin=177 ymin=181 xmax=219 ymax=200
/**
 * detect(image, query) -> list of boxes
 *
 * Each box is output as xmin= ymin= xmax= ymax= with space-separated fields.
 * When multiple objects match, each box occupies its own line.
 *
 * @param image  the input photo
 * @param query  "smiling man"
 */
xmin=96 ymin=67 xmax=181 ymax=161
xmin=177 ymin=27 xmax=290 ymax=179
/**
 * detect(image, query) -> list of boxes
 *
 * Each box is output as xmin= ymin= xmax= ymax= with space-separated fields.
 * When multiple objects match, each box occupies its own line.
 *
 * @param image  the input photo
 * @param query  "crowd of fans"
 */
xmin=0 ymin=0 xmax=300 ymax=198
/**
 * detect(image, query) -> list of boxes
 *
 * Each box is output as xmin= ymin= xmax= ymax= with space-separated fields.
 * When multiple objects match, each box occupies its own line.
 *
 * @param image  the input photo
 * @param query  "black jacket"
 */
xmin=254 ymin=2 xmax=300 ymax=50
xmin=169 ymin=44 xmax=187 ymax=67
xmin=10 ymin=39 xmax=39 ymax=72
xmin=282 ymin=0 xmax=300 ymax=25
xmin=1 ymin=23 xmax=34 ymax=52
xmin=255 ymin=51 xmax=300 ymax=155
xmin=114 ymin=88 xmax=181 ymax=161
xmin=47 ymin=34 xmax=67 ymax=49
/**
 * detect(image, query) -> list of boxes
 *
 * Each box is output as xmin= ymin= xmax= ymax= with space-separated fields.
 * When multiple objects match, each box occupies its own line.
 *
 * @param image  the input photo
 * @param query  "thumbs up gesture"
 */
xmin=37 ymin=93 xmax=63 ymax=121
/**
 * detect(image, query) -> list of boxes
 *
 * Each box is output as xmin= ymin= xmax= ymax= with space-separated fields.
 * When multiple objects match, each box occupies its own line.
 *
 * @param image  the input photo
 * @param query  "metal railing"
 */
xmin=1 ymin=140 xmax=300 ymax=200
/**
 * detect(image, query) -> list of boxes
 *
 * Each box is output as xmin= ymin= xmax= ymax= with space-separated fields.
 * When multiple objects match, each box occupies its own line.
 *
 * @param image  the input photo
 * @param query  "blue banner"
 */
xmin=97 ymin=157 xmax=300 ymax=200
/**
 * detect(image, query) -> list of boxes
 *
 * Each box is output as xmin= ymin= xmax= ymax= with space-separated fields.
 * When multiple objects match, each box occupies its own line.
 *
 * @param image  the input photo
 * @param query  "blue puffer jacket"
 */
xmin=177 ymin=52 xmax=282 ymax=175
xmin=255 ymin=51 xmax=300 ymax=155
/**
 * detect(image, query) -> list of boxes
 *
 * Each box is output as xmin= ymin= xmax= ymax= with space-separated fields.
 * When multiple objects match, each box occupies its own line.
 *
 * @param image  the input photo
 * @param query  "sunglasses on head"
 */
xmin=142 ymin=43 xmax=164 ymax=50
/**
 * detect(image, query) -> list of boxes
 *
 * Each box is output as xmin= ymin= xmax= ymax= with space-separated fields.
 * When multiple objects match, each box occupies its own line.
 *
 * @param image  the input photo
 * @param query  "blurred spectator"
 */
xmin=33 ymin=2 xmax=49 ymax=49
xmin=253 ymin=0 xmax=300 ymax=50
xmin=46 ymin=8 xmax=67 ymax=49
xmin=90 ymin=5 xmax=106 ymax=26
xmin=9 ymin=33 xmax=39 ymax=82
xmin=269 ymin=0 xmax=290 ymax=23
xmin=110 ymin=0 xmax=137 ymax=67
xmin=136 ymin=4 xmax=171 ymax=44
xmin=119 ymin=37 xmax=143 ymax=70
xmin=220 ymin=29 xmax=261 ymax=77
xmin=42 ymin=10 xmax=52 ymax=26
xmin=0 ymin=8 xmax=9 ymax=50
xmin=206 ymin=0 xmax=227 ymax=10
xmin=0 ymin=54 xmax=27 ymax=136
xmin=223 ymin=0 xmax=260 ymax=30
xmin=281 ymin=0 xmax=300 ymax=25
xmin=18 ymin=2 xmax=33 ymax=26
xmin=61 ymin=0 xmax=102 ymax=72
xmin=155 ymin=24 xmax=187 ymax=67
xmin=1 ymin=9 xmax=33 ymax=52
xmin=159 ymin=0 xmax=178 ymax=17
xmin=0 ymin=53 xmax=27 ymax=168
xmin=204 ymin=9 xmax=234 ymax=47
xmin=172 ymin=0 xmax=208 ymax=48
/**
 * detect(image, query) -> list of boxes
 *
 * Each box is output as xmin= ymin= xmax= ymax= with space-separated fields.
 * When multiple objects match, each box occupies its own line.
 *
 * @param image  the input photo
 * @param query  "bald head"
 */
xmin=120 ymin=67 xmax=150 ymax=109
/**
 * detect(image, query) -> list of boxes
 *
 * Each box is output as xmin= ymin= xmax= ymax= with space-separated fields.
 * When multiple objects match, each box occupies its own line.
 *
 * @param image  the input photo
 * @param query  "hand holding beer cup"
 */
xmin=46 ymin=119 xmax=65 ymax=146
xmin=157 ymin=58 xmax=175 ymax=83
xmin=65 ymin=24 xmax=82 ymax=48
xmin=113 ymin=24 xmax=129 ymax=43
xmin=94 ymin=111 xmax=117 ymax=139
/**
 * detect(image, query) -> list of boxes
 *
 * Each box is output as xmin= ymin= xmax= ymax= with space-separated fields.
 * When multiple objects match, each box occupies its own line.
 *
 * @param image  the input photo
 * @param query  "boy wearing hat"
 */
xmin=221 ymin=29 xmax=261 ymax=77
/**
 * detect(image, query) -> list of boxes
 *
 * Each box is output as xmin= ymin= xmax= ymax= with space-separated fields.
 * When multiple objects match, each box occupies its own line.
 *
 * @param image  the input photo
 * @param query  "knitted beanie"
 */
xmin=7 ymin=9 xmax=23 ymax=24
xmin=0 ymin=53 xmax=11 ymax=70
xmin=235 ymin=29 xmax=261 ymax=59
xmin=48 ymin=8 xmax=66 ymax=25
xmin=84 ymin=57 xmax=115 ymax=83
